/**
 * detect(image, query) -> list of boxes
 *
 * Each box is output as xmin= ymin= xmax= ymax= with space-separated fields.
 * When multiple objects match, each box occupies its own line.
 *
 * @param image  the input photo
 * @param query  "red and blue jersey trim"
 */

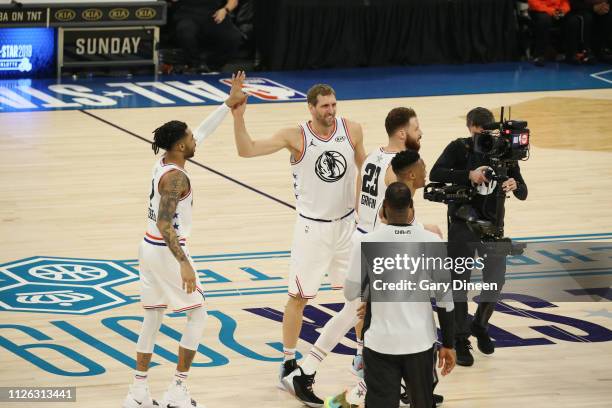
xmin=143 ymin=232 xmax=186 ymax=246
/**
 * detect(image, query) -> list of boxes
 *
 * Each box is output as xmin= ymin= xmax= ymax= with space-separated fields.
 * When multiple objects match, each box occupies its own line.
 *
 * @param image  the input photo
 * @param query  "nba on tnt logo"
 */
xmin=219 ymin=77 xmax=306 ymax=101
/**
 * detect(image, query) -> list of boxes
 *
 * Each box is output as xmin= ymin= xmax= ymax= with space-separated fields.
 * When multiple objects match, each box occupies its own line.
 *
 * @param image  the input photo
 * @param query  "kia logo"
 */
xmin=82 ymin=8 xmax=103 ymax=21
xmin=109 ymin=8 xmax=129 ymax=20
xmin=135 ymin=7 xmax=156 ymax=19
xmin=55 ymin=9 xmax=76 ymax=21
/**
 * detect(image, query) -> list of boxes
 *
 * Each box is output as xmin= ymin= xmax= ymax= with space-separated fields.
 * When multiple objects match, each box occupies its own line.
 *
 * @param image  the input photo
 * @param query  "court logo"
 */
xmin=81 ymin=9 xmax=103 ymax=21
xmin=135 ymin=7 xmax=156 ymax=20
xmin=109 ymin=8 xmax=130 ymax=20
xmin=219 ymin=77 xmax=306 ymax=101
xmin=0 ymin=256 xmax=138 ymax=314
xmin=54 ymin=9 xmax=76 ymax=22
xmin=315 ymin=151 xmax=347 ymax=182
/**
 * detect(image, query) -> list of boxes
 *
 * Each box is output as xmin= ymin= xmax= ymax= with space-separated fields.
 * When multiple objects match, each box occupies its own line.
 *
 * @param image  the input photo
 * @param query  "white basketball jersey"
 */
xmin=356 ymin=147 xmax=398 ymax=233
xmin=291 ymin=117 xmax=356 ymax=220
xmin=145 ymin=157 xmax=193 ymax=241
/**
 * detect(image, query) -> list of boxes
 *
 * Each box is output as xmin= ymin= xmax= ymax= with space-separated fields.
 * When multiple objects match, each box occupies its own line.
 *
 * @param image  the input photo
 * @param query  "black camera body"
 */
xmin=425 ymin=108 xmax=529 ymax=255
xmin=423 ymin=183 xmax=474 ymax=205
xmin=474 ymin=119 xmax=530 ymax=161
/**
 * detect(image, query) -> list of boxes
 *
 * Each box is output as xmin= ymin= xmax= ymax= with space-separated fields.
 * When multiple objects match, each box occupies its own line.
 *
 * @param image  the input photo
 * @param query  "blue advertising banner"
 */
xmin=0 ymin=27 xmax=55 ymax=79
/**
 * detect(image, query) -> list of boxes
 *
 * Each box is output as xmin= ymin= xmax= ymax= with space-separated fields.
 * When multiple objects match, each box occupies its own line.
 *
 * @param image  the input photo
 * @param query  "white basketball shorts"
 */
xmin=288 ymin=214 xmax=356 ymax=299
xmin=138 ymin=237 xmax=205 ymax=313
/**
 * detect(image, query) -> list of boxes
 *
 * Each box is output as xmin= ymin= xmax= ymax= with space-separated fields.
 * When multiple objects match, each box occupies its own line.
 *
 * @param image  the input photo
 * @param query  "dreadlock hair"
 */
xmin=152 ymin=120 xmax=188 ymax=154
xmin=391 ymin=149 xmax=420 ymax=176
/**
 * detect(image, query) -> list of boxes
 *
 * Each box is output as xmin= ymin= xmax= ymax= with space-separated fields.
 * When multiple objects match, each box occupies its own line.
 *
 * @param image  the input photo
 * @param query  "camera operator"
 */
xmin=429 ymin=107 xmax=528 ymax=367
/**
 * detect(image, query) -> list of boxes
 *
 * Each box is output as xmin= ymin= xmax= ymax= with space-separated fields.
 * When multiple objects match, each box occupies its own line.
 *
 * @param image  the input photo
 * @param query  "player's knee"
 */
xmin=187 ymin=306 xmax=208 ymax=330
xmin=179 ymin=307 xmax=207 ymax=351
xmin=286 ymin=295 xmax=308 ymax=310
xmin=136 ymin=308 xmax=165 ymax=354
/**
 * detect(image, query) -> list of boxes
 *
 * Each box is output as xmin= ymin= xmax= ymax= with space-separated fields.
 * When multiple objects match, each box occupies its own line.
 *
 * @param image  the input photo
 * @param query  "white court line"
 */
xmin=590 ymin=69 xmax=612 ymax=85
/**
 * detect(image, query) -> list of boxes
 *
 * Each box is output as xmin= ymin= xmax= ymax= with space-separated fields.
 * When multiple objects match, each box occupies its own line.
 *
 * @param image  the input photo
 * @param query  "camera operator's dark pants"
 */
xmin=448 ymin=220 xmax=506 ymax=340
xmin=364 ymin=346 xmax=434 ymax=408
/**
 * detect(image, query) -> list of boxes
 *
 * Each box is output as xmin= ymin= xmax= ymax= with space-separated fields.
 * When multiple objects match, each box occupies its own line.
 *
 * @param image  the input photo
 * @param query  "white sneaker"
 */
xmin=122 ymin=383 xmax=158 ymax=408
xmin=160 ymin=380 xmax=205 ymax=408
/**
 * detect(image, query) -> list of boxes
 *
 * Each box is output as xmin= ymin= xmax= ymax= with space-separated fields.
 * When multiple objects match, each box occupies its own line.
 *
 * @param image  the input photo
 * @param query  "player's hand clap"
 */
xmin=438 ymin=347 xmax=456 ymax=376
xmin=180 ymin=261 xmax=197 ymax=293
xmin=226 ymin=71 xmax=247 ymax=108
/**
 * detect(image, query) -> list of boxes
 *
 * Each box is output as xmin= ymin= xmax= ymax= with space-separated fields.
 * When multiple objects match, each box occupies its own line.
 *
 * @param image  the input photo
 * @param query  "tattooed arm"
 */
xmin=156 ymin=170 xmax=197 ymax=293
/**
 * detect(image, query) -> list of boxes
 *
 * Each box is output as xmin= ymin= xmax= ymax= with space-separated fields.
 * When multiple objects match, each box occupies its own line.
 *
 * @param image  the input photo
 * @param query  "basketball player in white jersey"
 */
xmin=325 ymin=150 xmax=446 ymax=408
xmin=277 ymin=108 xmax=422 ymax=404
xmin=231 ymin=82 xmax=366 ymax=406
xmin=122 ymin=73 xmax=246 ymax=408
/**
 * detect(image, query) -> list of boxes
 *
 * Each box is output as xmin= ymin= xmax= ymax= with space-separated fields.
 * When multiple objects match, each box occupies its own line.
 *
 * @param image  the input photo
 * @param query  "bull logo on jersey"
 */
xmin=315 ymin=151 xmax=347 ymax=182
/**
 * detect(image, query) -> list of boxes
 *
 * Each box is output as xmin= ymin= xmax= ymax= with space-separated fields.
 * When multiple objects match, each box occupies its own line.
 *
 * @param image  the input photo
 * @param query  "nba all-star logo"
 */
xmin=315 ymin=151 xmax=347 ymax=182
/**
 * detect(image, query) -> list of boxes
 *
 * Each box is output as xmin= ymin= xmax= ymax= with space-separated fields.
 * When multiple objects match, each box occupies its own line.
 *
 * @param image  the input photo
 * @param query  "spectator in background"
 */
xmin=171 ymin=0 xmax=243 ymax=72
xmin=570 ymin=0 xmax=612 ymax=61
xmin=528 ymin=0 xmax=593 ymax=65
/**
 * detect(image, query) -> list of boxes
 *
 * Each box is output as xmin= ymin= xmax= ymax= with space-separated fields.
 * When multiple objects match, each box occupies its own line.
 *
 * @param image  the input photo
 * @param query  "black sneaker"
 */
xmin=282 ymin=367 xmax=323 ymax=407
xmin=400 ymin=382 xmax=410 ymax=406
xmin=399 ymin=383 xmax=444 ymax=407
xmin=470 ymin=322 xmax=495 ymax=355
xmin=277 ymin=359 xmax=298 ymax=390
xmin=455 ymin=338 xmax=474 ymax=367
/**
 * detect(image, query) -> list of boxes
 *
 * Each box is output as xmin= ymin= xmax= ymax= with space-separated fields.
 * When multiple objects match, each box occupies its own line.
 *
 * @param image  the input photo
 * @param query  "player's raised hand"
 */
xmin=226 ymin=71 xmax=247 ymax=108
xmin=231 ymin=95 xmax=249 ymax=117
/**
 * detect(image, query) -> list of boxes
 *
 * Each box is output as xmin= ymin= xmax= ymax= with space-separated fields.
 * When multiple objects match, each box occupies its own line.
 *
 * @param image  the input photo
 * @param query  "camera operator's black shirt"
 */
xmin=430 ymin=137 xmax=528 ymax=221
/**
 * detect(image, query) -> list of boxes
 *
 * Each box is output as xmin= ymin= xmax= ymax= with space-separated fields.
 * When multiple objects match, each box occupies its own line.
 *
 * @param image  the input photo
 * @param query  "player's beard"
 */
xmin=405 ymin=136 xmax=421 ymax=151
xmin=317 ymin=112 xmax=335 ymax=127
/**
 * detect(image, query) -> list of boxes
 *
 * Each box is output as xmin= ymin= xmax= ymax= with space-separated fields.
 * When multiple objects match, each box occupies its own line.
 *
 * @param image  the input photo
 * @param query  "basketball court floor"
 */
xmin=1 ymin=63 xmax=611 ymax=407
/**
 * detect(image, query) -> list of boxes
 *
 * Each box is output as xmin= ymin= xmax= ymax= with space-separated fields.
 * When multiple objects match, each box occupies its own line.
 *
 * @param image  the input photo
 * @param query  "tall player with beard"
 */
xmin=232 ymin=82 xmax=366 ymax=406
xmin=278 ymin=108 xmax=422 ymax=405
xmin=324 ymin=114 xmax=446 ymax=408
